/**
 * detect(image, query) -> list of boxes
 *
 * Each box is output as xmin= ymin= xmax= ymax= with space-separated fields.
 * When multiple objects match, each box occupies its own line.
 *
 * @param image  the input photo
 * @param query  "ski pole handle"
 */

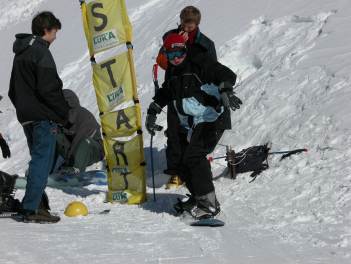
xmin=208 ymin=155 xmax=227 ymax=162
xmin=152 ymin=64 xmax=160 ymax=92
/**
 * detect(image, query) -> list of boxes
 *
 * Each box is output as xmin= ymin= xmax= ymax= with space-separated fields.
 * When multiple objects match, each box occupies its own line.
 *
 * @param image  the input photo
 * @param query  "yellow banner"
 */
xmin=104 ymin=135 xmax=143 ymax=173
xmin=100 ymin=105 xmax=140 ymax=137
xmin=82 ymin=0 xmax=133 ymax=55
xmin=81 ymin=0 xmax=145 ymax=204
xmin=104 ymin=135 xmax=146 ymax=204
xmin=93 ymin=52 xmax=134 ymax=112
xmin=106 ymin=164 xmax=146 ymax=204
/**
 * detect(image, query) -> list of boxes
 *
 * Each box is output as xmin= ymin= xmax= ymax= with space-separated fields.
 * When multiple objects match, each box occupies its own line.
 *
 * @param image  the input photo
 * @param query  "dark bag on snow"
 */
xmin=229 ymin=144 xmax=270 ymax=181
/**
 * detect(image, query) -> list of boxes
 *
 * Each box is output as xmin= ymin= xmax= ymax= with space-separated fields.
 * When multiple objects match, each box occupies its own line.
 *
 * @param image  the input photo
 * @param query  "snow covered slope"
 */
xmin=1 ymin=0 xmax=351 ymax=263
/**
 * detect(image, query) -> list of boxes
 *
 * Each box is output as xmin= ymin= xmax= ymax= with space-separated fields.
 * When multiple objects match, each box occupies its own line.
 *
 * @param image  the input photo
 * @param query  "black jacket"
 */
xmin=62 ymin=89 xmax=102 ymax=159
xmin=8 ymin=34 xmax=69 ymax=125
xmin=162 ymin=27 xmax=217 ymax=61
xmin=161 ymin=28 xmax=232 ymax=129
xmin=154 ymin=44 xmax=236 ymax=130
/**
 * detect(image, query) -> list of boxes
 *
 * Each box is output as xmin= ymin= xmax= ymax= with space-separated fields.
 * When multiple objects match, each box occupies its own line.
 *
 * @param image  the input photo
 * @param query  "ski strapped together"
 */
xmin=79 ymin=0 xmax=146 ymax=204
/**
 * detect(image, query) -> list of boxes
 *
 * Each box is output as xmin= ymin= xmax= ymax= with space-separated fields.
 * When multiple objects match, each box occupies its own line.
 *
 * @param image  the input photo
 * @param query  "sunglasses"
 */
xmin=166 ymin=49 xmax=186 ymax=60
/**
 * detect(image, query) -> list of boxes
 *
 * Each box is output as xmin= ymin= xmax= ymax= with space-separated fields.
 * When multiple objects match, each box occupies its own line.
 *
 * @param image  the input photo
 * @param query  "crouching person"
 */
xmin=145 ymin=34 xmax=242 ymax=220
xmin=55 ymin=89 xmax=104 ymax=175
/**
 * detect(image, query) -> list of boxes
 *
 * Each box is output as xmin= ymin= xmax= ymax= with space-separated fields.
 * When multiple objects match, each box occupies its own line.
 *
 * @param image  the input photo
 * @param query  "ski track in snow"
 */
xmin=1 ymin=0 xmax=351 ymax=263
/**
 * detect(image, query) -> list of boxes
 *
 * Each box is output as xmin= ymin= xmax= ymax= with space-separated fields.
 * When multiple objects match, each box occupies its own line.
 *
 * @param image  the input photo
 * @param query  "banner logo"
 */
xmin=93 ymin=29 xmax=118 ymax=52
xmin=107 ymin=86 xmax=124 ymax=105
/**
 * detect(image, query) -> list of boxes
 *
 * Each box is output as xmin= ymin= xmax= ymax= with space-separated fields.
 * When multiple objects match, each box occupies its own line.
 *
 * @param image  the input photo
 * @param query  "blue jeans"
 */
xmin=22 ymin=121 xmax=57 ymax=211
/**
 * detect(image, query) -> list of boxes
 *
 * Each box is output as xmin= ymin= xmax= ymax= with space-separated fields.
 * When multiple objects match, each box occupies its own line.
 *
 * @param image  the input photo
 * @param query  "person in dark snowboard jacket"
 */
xmin=156 ymin=6 xmax=232 ymax=189
xmin=55 ymin=89 xmax=104 ymax=174
xmin=146 ymin=33 xmax=242 ymax=219
xmin=8 ymin=11 xmax=70 ymax=223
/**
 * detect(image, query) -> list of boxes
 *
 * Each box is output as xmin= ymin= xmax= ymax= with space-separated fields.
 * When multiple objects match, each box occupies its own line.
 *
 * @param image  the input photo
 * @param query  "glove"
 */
xmin=0 ymin=135 xmax=11 ymax=158
xmin=219 ymin=82 xmax=242 ymax=111
xmin=145 ymin=102 xmax=163 ymax=136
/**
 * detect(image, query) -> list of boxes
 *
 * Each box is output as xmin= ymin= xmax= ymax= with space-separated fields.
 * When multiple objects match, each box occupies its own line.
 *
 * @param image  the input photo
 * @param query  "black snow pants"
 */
xmin=179 ymin=122 xmax=224 ymax=197
xmin=165 ymin=104 xmax=186 ymax=173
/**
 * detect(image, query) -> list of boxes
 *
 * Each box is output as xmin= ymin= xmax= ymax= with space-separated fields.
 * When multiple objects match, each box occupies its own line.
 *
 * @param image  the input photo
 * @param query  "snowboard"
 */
xmin=0 ymin=212 xmax=18 ymax=218
xmin=190 ymin=218 xmax=225 ymax=227
xmin=50 ymin=170 xmax=107 ymax=186
xmin=178 ymin=210 xmax=225 ymax=227
xmin=15 ymin=170 xmax=107 ymax=189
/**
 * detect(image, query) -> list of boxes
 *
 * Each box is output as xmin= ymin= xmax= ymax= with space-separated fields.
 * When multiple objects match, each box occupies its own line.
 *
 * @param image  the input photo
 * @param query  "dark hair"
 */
xmin=31 ymin=11 xmax=61 ymax=36
xmin=180 ymin=6 xmax=201 ymax=25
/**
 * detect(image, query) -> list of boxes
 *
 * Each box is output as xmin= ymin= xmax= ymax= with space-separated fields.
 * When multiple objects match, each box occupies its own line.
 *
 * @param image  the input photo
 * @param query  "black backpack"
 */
xmin=227 ymin=144 xmax=270 ymax=181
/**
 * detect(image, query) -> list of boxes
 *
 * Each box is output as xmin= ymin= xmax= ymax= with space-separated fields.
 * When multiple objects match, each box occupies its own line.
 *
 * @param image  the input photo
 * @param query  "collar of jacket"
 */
xmin=187 ymin=27 xmax=199 ymax=45
xmin=13 ymin=34 xmax=50 ymax=55
xmin=34 ymin=36 xmax=50 ymax=48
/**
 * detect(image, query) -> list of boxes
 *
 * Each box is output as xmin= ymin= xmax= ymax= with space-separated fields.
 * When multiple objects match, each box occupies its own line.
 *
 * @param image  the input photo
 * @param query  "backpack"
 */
xmin=228 ymin=144 xmax=270 ymax=181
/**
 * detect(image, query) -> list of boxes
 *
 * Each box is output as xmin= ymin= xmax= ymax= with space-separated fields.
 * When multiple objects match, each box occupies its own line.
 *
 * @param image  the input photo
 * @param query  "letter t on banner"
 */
xmin=79 ymin=0 xmax=146 ymax=204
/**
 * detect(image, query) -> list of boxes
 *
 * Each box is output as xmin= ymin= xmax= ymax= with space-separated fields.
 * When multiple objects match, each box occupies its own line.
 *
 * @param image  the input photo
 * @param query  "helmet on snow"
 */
xmin=64 ymin=201 xmax=88 ymax=217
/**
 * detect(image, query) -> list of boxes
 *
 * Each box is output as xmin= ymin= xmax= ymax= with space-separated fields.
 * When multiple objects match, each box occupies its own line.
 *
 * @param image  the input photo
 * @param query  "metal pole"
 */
xmin=150 ymin=135 xmax=156 ymax=201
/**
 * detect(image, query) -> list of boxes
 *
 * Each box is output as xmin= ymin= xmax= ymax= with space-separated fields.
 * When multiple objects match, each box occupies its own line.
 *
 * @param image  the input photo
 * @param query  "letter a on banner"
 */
xmin=80 ymin=0 xmax=146 ymax=204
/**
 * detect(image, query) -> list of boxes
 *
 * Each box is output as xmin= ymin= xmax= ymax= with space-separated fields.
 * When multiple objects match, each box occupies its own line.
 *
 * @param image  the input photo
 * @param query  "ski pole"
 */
xmin=149 ymin=63 xmax=163 ymax=201
xmin=208 ymin=148 xmax=308 ymax=162
xmin=150 ymin=134 xmax=156 ymax=201
xmin=208 ymin=155 xmax=227 ymax=162
xmin=268 ymin=149 xmax=308 ymax=155
xmin=271 ymin=148 xmax=308 ymax=161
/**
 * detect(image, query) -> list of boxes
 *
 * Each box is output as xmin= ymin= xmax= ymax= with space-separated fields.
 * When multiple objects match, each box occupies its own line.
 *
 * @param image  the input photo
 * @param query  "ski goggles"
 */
xmin=166 ymin=49 xmax=186 ymax=60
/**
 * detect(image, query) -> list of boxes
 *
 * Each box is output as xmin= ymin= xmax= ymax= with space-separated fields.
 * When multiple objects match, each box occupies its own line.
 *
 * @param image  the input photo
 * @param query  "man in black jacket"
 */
xmin=8 ymin=11 xmax=70 ymax=223
xmin=146 ymin=33 xmax=242 ymax=219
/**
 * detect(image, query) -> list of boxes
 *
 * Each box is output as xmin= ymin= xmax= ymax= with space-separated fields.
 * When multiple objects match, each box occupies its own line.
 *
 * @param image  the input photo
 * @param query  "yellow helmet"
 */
xmin=64 ymin=201 xmax=89 ymax=217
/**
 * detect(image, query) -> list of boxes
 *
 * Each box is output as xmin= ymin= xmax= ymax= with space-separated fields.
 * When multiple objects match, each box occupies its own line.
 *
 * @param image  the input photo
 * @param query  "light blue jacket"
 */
xmin=174 ymin=83 xmax=223 ymax=130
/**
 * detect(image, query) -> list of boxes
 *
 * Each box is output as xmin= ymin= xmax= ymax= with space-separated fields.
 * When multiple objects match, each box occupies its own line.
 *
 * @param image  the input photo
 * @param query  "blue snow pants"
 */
xmin=22 ymin=121 xmax=57 ymax=211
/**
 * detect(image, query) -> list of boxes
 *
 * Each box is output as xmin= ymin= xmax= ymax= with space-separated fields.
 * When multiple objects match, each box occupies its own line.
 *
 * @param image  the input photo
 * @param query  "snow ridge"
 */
xmin=0 ymin=0 xmax=45 ymax=30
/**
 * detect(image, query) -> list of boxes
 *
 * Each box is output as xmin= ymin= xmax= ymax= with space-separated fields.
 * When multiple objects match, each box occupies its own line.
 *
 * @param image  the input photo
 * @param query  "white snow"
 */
xmin=0 ymin=0 xmax=45 ymax=30
xmin=1 ymin=0 xmax=351 ymax=263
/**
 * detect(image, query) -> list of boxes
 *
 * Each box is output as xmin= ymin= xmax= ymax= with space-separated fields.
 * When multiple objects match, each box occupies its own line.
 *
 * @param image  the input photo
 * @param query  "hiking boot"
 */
xmin=20 ymin=209 xmax=60 ymax=224
xmin=174 ymin=194 xmax=196 ymax=214
xmin=191 ymin=192 xmax=221 ymax=220
xmin=166 ymin=175 xmax=184 ymax=189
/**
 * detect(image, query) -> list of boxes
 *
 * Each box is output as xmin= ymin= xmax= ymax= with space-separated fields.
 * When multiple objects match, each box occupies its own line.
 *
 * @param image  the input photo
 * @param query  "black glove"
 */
xmin=219 ymin=82 xmax=242 ymax=111
xmin=0 ymin=136 xmax=11 ymax=158
xmin=145 ymin=102 xmax=163 ymax=136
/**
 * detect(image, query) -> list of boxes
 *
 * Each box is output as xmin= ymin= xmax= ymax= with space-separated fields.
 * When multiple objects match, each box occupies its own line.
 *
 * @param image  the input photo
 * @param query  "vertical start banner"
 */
xmin=80 ymin=0 xmax=146 ymax=204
